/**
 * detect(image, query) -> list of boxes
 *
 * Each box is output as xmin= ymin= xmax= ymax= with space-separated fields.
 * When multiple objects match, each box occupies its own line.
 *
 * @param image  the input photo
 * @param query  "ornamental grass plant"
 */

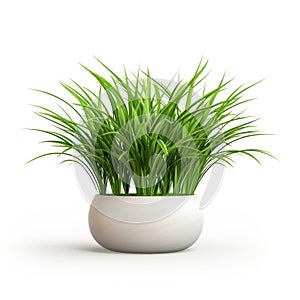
xmin=29 ymin=59 xmax=273 ymax=196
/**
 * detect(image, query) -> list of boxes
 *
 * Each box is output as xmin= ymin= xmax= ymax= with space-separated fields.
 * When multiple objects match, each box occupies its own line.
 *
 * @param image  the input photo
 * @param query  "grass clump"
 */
xmin=28 ymin=58 xmax=273 ymax=196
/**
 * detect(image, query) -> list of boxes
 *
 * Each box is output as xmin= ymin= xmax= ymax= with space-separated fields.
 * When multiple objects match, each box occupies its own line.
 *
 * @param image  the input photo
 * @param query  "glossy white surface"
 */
xmin=89 ymin=195 xmax=203 ymax=253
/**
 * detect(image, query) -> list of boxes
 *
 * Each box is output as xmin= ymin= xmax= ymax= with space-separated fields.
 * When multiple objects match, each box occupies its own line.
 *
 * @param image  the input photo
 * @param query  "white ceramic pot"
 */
xmin=89 ymin=195 xmax=203 ymax=253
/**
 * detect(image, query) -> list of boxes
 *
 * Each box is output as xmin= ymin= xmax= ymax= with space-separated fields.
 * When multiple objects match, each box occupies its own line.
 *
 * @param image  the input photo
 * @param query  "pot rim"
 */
xmin=94 ymin=194 xmax=195 ymax=197
xmin=93 ymin=194 xmax=196 ymax=206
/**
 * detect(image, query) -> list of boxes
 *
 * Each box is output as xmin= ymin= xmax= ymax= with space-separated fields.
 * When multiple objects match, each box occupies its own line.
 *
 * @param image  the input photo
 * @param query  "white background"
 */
xmin=0 ymin=0 xmax=298 ymax=299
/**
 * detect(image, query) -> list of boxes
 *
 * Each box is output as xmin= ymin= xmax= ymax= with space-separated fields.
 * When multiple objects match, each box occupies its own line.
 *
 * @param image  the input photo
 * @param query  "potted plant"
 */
xmin=28 ymin=58 xmax=273 ymax=253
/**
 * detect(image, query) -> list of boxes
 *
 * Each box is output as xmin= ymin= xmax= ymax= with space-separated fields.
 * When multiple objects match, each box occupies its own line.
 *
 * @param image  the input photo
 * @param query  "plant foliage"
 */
xmin=28 ymin=59 xmax=273 ymax=195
